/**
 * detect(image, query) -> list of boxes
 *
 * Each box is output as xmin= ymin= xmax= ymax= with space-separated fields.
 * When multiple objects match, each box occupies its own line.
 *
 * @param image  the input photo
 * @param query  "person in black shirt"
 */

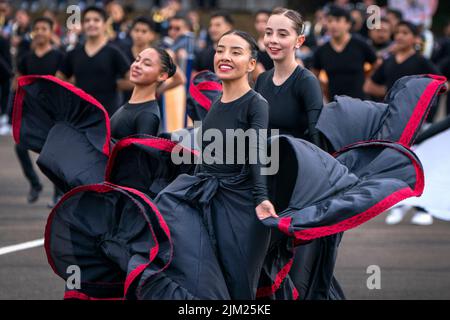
xmin=255 ymin=8 xmax=324 ymax=147
xmin=56 ymin=6 xmax=130 ymax=117
xmin=255 ymin=7 xmax=344 ymax=300
xmin=147 ymin=30 xmax=276 ymax=300
xmin=120 ymin=16 xmax=185 ymax=105
xmin=364 ymin=21 xmax=440 ymax=99
xmin=368 ymin=17 xmax=393 ymax=59
xmin=14 ymin=17 xmax=64 ymax=205
xmin=0 ymin=35 xmax=12 ymax=134
xmin=313 ymin=5 xmax=377 ymax=100
xmin=111 ymin=47 xmax=177 ymax=140
xmin=193 ymin=11 xmax=233 ymax=73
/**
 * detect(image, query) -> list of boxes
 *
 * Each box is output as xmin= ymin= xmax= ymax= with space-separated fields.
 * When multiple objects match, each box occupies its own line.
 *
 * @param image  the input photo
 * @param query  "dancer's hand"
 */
xmin=256 ymin=200 xmax=278 ymax=220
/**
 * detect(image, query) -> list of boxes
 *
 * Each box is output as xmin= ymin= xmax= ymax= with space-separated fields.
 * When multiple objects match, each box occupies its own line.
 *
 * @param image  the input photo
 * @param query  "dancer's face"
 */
xmin=264 ymin=14 xmax=304 ymax=62
xmin=214 ymin=34 xmax=256 ymax=82
xmin=130 ymin=48 xmax=167 ymax=85
xmin=82 ymin=11 xmax=106 ymax=38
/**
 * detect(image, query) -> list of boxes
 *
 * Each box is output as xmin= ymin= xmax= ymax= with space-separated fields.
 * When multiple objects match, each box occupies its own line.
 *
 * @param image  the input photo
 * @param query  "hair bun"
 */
xmin=168 ymin=60 xmax=177 ymax=78
xmin=154 ymin=47 xmax=177 ymax=79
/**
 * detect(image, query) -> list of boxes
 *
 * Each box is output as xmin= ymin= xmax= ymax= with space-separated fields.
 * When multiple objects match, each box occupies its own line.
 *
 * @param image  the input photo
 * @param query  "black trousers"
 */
xmin=15 ymin=144 xmax=41 ymax=189
xmin=0 ymin=80 xmax=10 ymax=116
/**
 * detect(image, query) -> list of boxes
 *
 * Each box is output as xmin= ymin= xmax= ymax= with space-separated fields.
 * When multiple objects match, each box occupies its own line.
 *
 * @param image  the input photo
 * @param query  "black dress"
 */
xmin=139 ymin=89 xmax=272 ymax=299
xmin=255 ymin=65 xmax=343 ymax=299
xmin=110 ymin=100 xmax=161 ymax=140
xmin=255 ymin=66 xmax=324 ymax=147
xmin=15 ymin=74 xmax=446 ymax=300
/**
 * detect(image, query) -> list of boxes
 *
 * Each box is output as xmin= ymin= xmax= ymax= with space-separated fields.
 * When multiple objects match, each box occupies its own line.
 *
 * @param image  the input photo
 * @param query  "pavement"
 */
xmin=0 ymin=134 xmax=449 ymax=300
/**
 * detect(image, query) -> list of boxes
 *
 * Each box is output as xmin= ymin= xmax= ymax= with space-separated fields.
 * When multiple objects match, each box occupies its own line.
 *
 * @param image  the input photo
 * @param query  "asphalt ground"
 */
xmin=0 ymin=135 xmax=449 ymax=300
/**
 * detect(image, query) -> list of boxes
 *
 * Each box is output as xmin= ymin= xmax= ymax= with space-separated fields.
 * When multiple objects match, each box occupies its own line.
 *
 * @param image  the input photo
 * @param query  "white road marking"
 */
xmin=0 ymin=238 xmax=44 ymax=256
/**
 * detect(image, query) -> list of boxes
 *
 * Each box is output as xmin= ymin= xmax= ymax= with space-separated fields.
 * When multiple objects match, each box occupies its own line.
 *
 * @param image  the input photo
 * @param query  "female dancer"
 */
xmin=254 ymin=7 xmax=324 ymax=148
xmin=110 ymin=47 xmax=177 ymax=139
xmin=255 ymin=8 xmax=342 ymax=299
xmin=139 ymin=30 xmax=278 ymax=299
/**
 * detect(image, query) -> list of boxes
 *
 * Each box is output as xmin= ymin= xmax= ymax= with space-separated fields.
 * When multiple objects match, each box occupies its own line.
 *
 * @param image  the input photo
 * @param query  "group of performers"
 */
xmin=11 ymin=8 xmax=448 ymax=300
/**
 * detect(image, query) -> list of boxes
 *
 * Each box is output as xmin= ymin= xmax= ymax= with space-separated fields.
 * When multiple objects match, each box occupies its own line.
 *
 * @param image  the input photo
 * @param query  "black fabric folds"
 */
xmin=12 ymin=75 xmax=110 ymax=192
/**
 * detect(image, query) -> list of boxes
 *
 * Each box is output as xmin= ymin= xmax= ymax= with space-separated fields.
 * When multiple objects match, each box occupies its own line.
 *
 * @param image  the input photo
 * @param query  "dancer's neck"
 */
xmin=129 ymin=84 xmax=157 ymax=104
xmin=273 ymin=57 xmax=298 ymax=85
xmin=221 ymin=77 xmax=251 ymax=103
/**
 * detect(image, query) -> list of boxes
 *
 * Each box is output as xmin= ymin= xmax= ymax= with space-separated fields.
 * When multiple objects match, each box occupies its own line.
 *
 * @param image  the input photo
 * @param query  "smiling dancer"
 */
xmin=135 ymin=30 xmax=277 ymax=299
xmin=255 ymin=8 xmax=324 ymax=148
xmin=254 ymin=8 xmax=342 ymax=300
xmin=110 ymin=47 xmax=177 ymax=140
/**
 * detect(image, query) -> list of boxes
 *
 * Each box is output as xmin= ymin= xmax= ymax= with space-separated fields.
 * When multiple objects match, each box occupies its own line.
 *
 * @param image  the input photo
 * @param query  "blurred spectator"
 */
xmin=165 ymin=14 xmax=195 ymax=73
xmin=386 ymin=8 xmax=403 ymax=31
xmin=350 ymin=8 xmax=365 ymax=36
xmin=14 ymin=17 xmax=65 ymax=205
xmin=56 ymin=6 xmax=131 ymax=117
xmin=11 ymin=9 xmax=32 ymax=60
xmin=16 ymin=17 xmax=64 ymax=79
xmin=0 ymin=33 xmax=11 ymax=136
xmin=187 ymin=9 xmax=208 ymax=51
xmin=106 ymin=1 xmax=131 ymax=46
xmin=368 ymin=17 xmax=394 ymax=59
xmin=312 ymin=8 xmax=329 ymax=47
xmin=254 ymin=9 xmax=273 ymax=72
xmin=432 ymin=20 xmax=450 ymax=66
xmin=0 ymin=0 xmax=13 ymax=38
xmin=433 ymin=21 xmax=450 ymax=115
xmin=364 ymin=21 xmax=440 ymax=101
xmin=419 ymin=23 xmax=435 ymax=59
xmin=42 ymin=10 xmax=63 ymax=48
xmin=119 ymin=16 xmax=185 ymax=104
xmin=62 ymin=22 xmax=83 ymax=52
xmin=152 ymin=0 xmax=182 ymax=37
xmin=313 ymin=5 xmax=377 ymax=100
xmin=193 ymin=11 xmax=233 ymax=73
xmin=122 ymin=16 xmax=158 ymax=66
